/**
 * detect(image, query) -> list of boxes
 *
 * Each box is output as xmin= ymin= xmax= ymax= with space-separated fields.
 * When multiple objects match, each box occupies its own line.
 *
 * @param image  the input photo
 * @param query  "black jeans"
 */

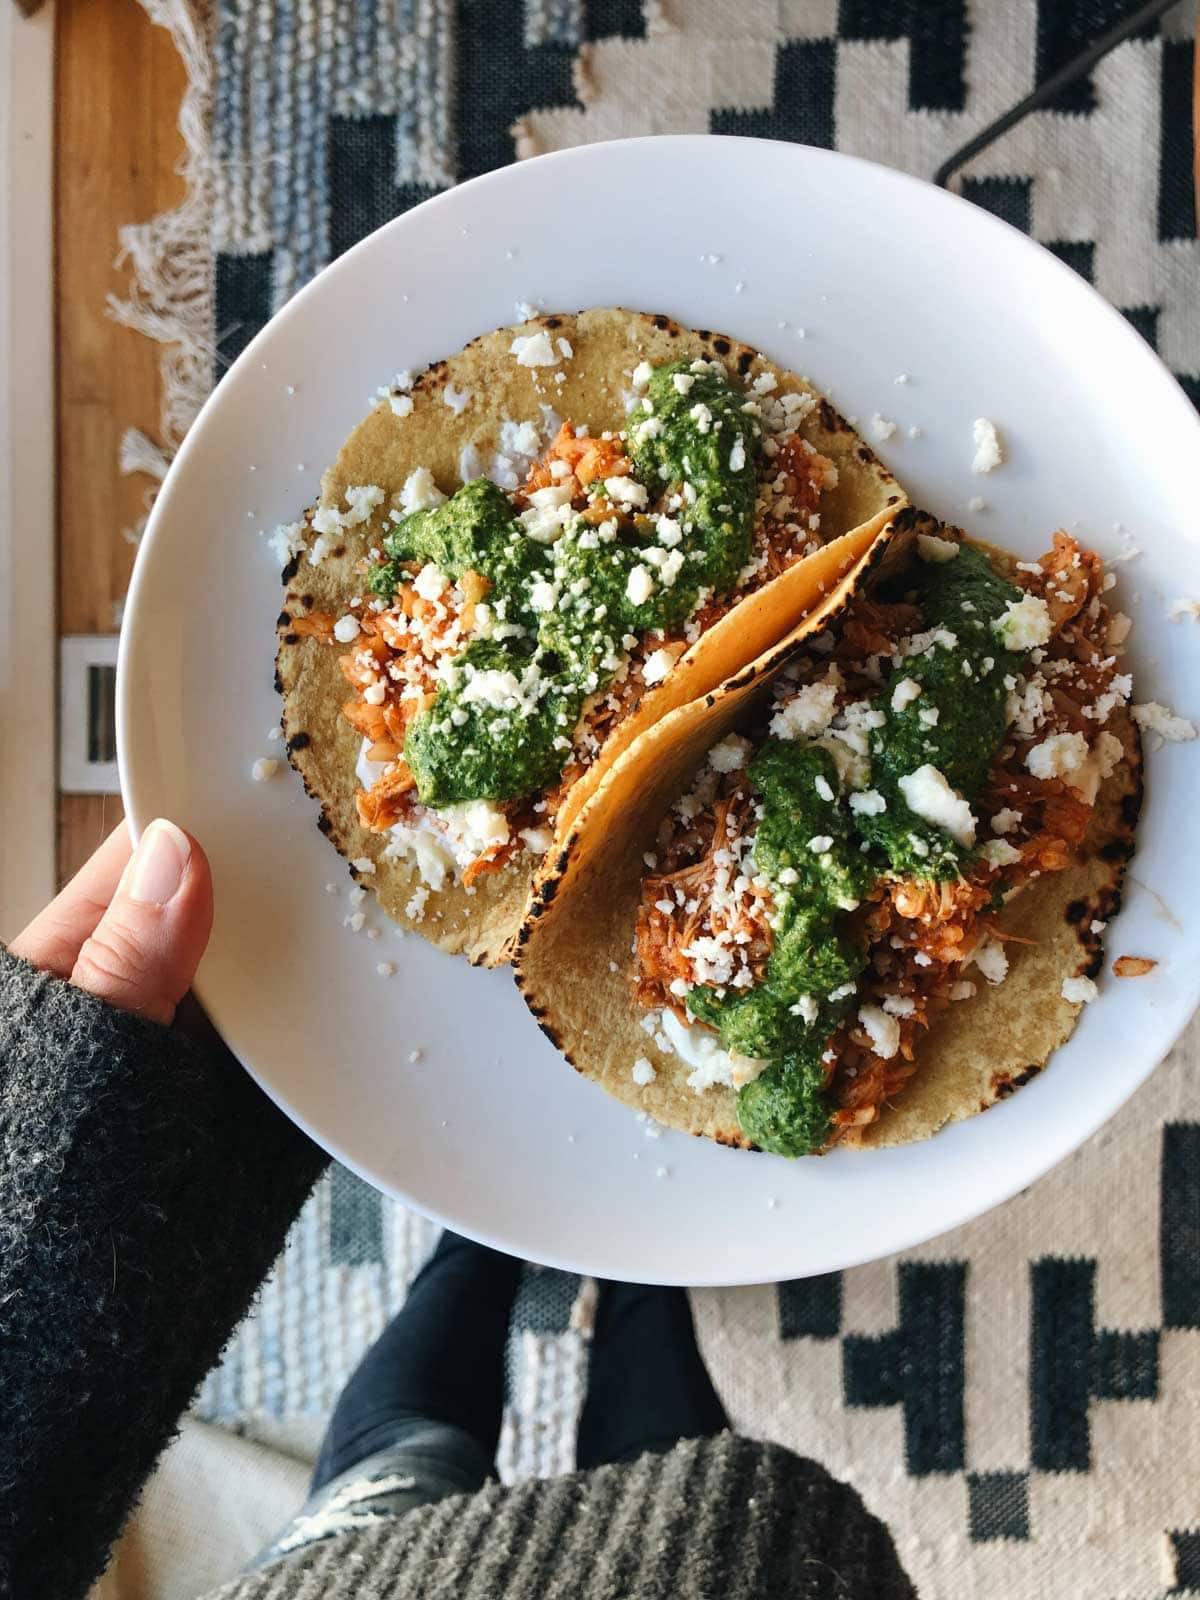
xmin=255 ymin=1232 xmax=729 ymax=1565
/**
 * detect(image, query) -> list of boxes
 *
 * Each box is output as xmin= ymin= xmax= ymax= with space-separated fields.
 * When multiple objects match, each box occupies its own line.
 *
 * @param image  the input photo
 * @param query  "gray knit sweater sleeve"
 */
xmin=0 ymin=949 xmax=328 ymax=1600
xmin=211 ymin=1434 xmax=917 ymax=1600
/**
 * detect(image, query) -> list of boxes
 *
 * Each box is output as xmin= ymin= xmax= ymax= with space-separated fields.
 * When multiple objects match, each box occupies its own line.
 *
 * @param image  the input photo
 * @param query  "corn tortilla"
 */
xmin=276 ymin=308 xmax=906 ymax=964
xmin=514 ymin=520 xmax=1142 ymax=1152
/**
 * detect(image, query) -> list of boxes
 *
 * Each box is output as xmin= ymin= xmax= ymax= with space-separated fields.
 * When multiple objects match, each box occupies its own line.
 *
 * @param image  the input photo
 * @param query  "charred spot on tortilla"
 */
xmin=287 ymin=731 xmax=311 ymax=752
xmin=529 ymin=1007 xmax=564 ymax=1049
xmin=713 ymin=1128 xmax=752 ymax=1149
xmin=1095 ymin=881 xmax=1125 ymax=928
xmin=992 ymin=1065 xmax=1040 ymax=1101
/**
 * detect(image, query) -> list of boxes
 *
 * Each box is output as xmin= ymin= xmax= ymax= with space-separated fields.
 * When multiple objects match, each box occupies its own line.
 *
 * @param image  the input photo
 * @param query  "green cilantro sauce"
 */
xmin=683 ymin=543 xmax=1029 ymax=1158
xmin=687 ymin=743 xmax=870 ymax=1158
xmin=627 ymin=361 xmax=760 ymax=595
xmin=371 ymin=362 xmax=761 ymax=808
xmin=854 ymin=544 xmax=1023 ymax=877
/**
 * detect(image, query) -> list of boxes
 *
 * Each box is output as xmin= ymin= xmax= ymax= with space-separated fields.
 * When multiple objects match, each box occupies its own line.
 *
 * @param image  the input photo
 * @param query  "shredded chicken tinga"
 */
xmin=306 ymin=419 xmax=839 ymax=886
xmin=633 ymin=532 xmax=1130 ymax=1145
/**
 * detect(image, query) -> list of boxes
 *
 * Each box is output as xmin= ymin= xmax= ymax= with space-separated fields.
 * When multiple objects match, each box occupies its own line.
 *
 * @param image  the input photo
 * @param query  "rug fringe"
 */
xmin=108 ymin=0 xmax=216 ymax=486
xmin=119 ymin=428 xmax=172 ymax=482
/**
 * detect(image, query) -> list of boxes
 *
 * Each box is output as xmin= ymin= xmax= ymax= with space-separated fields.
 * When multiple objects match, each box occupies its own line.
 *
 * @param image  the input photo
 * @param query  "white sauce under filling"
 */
xmin=356 ymin=739 xmax=522 ymax=888
xmin=659 ymin=1009 xmax=769 ymax=1094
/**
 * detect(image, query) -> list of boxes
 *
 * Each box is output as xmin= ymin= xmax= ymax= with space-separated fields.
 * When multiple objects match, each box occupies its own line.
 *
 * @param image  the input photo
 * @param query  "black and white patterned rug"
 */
xmin=117 ymin=3 xmax=1200 ymax=1593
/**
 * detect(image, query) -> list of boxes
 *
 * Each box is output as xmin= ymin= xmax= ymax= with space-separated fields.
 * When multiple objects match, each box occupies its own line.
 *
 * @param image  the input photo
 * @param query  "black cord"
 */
xmin=934 ymin=0 xmax=1183 ymax=188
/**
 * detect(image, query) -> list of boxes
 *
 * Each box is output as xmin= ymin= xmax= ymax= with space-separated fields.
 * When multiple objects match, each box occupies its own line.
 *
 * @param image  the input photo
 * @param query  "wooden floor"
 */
xmin=56 ymin=0 xmax=187 ymax=881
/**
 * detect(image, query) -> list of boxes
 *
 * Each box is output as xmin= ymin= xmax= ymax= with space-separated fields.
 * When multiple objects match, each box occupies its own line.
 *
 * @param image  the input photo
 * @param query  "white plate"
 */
xmin=119 ymin=137 xmax=1200 ymax=1286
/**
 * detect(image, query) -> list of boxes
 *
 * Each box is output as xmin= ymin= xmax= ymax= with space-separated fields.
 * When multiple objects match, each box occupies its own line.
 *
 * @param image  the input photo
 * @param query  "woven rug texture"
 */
xmin=115 ymin=3 xmax=1200 ymax=1596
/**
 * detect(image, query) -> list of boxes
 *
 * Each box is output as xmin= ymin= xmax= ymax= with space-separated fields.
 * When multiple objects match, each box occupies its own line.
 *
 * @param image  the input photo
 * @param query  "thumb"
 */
xmin=71 ymin=819 xmax=214 ymax=1025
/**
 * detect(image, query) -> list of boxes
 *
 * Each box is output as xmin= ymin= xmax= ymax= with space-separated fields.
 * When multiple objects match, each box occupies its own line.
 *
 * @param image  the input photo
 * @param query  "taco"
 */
xmin=515 ymin=516 xmax=1141 ymax=1154
xmin=274 ymin=308 xmax=905 ymax=964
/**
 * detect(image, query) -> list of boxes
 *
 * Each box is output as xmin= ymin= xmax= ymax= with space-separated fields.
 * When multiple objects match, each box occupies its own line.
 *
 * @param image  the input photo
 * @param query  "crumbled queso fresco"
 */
xmin=282 ymin=346 xmax=846 ymax=912
xmin=971 ymin=418 xmax=1004 ymax=474
xmin=1061 ymin=974 xmax=1098 ymax=1004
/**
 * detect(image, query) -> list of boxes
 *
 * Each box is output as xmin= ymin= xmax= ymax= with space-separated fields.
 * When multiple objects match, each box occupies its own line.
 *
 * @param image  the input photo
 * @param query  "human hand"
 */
xmin=10 ymin=820 xmax=213 ymax=1025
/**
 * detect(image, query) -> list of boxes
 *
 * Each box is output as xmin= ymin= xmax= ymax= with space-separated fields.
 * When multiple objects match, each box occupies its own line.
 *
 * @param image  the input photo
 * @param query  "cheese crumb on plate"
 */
xmin=1131 ymin=701 xmax=1197 ymax=744
xmin=1062 ymin=975 xmax=1098 ymax=1004
xmin=971 ymin=417 xmax=1004 ymax=473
